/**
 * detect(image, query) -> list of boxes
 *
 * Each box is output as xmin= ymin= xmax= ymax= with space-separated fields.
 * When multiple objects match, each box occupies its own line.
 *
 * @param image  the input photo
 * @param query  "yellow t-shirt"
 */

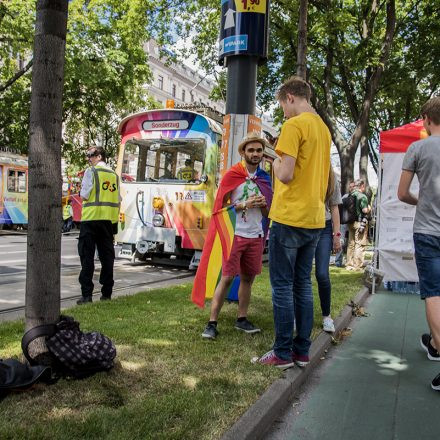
xmin=269 ymin=112 xmax=331 ymax=229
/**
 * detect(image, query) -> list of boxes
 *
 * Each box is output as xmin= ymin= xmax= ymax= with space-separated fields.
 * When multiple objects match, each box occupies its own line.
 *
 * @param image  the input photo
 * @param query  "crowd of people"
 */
xmin=73 ymin=75 xmax=440 ymax=391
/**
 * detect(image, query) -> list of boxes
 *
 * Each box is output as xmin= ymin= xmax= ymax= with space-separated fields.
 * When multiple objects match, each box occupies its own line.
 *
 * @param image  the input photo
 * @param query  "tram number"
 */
xmin=175 ymin=192 xmax=184 ymax=201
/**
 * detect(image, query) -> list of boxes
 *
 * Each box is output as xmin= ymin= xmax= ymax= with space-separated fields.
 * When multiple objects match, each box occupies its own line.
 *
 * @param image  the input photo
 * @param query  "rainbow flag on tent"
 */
xmin=191 ymin=205 xmax=236 ymax=307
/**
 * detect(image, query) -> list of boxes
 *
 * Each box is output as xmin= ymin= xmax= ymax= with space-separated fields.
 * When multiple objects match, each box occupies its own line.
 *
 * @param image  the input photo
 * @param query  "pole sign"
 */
xmin=218 ymin=0 xmax=269 ymax=65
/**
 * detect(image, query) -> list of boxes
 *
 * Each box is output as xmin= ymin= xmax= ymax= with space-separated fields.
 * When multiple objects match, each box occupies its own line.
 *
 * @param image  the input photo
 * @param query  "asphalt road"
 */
xmin=0 ymin=231 xmax=194 ymax=321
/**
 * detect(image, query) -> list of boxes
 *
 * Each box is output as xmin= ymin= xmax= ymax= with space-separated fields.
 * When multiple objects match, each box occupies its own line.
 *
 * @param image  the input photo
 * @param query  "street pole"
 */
xmin=225 ymin=55 xmax=258 ymax=115
xmin=218 ymin=0 xmax=270 ymax=173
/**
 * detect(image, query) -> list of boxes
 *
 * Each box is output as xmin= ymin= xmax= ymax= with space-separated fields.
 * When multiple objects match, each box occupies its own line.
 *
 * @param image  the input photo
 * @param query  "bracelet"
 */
xmin=333 ymin=231 xmax=341 ymax=237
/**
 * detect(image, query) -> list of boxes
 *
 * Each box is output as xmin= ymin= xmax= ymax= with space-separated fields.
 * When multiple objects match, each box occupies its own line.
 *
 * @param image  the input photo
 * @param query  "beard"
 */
xmin=244 ymin=156 xmax=262 ymax=166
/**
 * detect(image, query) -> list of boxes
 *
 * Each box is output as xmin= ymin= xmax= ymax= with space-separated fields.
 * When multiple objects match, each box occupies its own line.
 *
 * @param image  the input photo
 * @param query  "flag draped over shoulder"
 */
xmin=191 ymin=162 xmax=273 ymax=308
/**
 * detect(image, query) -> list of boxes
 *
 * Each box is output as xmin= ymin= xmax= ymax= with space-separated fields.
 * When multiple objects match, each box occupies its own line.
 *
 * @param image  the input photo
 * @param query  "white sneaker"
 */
xmin=323 ymin=317 xmax=335 ymax=333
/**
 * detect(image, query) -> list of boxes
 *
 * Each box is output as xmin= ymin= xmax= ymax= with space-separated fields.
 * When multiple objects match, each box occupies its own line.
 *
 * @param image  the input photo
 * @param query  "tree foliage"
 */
xmin=0 ymin=0 xmax=166 ymax=166
xmin=174 ymin=0 xmax=439 ymax=190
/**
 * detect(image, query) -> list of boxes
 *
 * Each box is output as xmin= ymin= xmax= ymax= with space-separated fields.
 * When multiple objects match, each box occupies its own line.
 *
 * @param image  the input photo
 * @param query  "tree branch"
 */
xmin=0 ymin=58 xmax=33 ymax=93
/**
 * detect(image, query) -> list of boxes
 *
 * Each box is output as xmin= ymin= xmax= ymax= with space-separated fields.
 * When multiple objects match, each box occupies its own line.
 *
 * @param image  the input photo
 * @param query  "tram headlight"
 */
xmin=200 ymin=174 xmax=208 ymax=183
xmin=152 ymin=213 xmax=165 ymax=227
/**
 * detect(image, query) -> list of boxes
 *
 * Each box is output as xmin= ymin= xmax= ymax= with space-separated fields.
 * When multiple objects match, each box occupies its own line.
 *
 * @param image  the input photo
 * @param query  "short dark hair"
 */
xmin=185 ymin=159 xmax=192 ymax=166
xmin=276 ymin=76 xmax=311 ymax=102
xmin=421 ymin=97 xmax=440 ymax=125
xmin=89 ymin=146 xmax=106 ymax=161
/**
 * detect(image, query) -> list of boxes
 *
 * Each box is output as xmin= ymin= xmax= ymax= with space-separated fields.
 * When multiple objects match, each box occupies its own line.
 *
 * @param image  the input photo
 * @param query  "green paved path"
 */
xmin=272 ymin=291 xmax=440 ymax=440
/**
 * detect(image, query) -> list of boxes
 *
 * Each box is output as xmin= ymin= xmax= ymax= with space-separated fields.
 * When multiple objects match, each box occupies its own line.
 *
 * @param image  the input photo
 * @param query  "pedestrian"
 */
xmin=334 ymin=181 xmax=355 ymax=267
xmin=315 ymin=165 xmax=342 ymax=333
xmin=258 ymin=76 xmax=331 ymax=368
xmin=345 ymin=179 xmax=371 ymax=271
xmin=201 ymin=133 xmax=272 ymax=339
xmin=77 ymin=146 xmax=120 ymax=304
xmin=397 ymin=96 xmax=440 ymax=391
xmin=62 ymin=199 xmax=73 ymax=233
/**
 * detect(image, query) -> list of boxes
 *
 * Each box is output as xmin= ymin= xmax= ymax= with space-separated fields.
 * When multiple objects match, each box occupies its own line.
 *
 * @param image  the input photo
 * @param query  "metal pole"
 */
xmin=225 ymin=55 xmax=258 ymax=115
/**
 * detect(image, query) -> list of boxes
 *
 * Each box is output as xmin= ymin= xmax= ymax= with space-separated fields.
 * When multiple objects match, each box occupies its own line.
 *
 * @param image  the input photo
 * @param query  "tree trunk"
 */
xmin=296 ymin=0 xmax=308 ymax=79
xmin=25 ymin=0 xmax=68 ymax=336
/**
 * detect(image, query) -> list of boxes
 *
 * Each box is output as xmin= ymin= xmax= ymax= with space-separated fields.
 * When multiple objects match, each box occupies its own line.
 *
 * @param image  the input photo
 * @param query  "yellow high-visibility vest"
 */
xmin=81 ymin=165 xmax=120 ymax=223
xmin=63 ymin=204 xmax=72 ymax=220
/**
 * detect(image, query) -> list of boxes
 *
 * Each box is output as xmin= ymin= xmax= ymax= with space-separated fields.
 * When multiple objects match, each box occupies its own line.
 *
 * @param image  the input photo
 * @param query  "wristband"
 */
xmin=333 ymin=231 xmax=341 ymax=237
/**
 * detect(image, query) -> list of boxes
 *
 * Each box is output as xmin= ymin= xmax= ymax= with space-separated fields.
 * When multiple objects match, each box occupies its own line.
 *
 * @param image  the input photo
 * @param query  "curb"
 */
xmin=221 ymin=286 xmax=370 ymax=440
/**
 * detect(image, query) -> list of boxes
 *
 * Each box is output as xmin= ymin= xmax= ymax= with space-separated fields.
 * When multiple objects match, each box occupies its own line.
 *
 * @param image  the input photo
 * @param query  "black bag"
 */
xmin=339 ymin=193 xmax=357 ymax=224
xmin=22 ymin=315 xmax=116 ymax=379
xmin=0 ymin=359 xmax=52 ymax=397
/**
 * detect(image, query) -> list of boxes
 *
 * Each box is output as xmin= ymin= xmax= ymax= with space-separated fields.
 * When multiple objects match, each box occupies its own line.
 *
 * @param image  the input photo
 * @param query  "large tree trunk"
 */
xmin=296 ymin=0 xmax=308 ymax=79
xmin=25 ymin=0 xmax=68 ymax=336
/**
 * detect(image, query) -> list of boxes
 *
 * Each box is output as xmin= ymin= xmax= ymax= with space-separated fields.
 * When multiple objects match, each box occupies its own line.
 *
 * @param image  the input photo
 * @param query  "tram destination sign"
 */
xmin=218 ymin=0 xmax=269 ymax=65
xmin=142 ymin=120 xmax=189 ymax=131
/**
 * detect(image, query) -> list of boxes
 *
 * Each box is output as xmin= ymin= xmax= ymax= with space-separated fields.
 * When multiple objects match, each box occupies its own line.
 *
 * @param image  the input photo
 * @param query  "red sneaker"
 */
xmin=292 ymin=352 xmax=310 ymax=367
xmin=258 ymin=350 xmax=294 ymax=369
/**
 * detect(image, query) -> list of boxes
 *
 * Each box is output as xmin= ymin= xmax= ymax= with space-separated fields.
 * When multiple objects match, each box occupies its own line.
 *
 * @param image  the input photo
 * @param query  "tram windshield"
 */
xmin=121 ymin=137 xmax=206 ymax=183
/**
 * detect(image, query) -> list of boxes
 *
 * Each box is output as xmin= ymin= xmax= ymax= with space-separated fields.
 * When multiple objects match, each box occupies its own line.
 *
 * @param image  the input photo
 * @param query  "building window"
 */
xmin=182 ymin=90 xmax=186 ymax=102
xmin=190 ymin=92 xmax=194 ymax=102
xmin=158 ymin=75 xmax=163 ymax=90
xmin=172 ymin=84 xmax=176 ymax=97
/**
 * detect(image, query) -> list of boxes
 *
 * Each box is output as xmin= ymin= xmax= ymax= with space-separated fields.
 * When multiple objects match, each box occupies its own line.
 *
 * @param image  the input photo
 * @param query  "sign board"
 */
xmin=142 ymin=120 xmax=189 ymax=131
xmin=218 ymin=0 xmax=269 ymax=65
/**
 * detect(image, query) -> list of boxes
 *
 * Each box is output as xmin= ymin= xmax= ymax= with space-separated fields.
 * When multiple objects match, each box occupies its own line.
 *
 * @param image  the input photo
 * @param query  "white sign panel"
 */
xmin=142 ymin=120 xmax=189 ymax=131
xmin=377 ymin=152 xmax=419 ymax=281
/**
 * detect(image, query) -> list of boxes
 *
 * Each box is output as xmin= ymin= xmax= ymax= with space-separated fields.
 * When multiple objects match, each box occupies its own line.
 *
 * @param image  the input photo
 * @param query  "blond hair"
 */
xmin=276 ymin=76 xmax=311 ymax=102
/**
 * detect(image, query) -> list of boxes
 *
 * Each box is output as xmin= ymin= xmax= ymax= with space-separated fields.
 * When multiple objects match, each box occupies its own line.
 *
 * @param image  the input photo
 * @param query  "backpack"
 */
xmin=22 ymin=315 xmax=116 ymax=380
xmin=339 ymin=193 xmax=357 ymax=224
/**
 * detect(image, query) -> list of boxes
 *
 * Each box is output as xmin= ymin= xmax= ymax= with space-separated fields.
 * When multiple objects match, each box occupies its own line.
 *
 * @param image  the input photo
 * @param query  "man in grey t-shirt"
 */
xmin=398 ymin=96 xmax=440 ymax=391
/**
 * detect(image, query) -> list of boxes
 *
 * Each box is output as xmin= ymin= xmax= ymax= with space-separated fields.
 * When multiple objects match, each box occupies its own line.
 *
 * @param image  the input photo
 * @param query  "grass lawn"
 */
xmin=0 ymin=266 xmax=363 ymax=440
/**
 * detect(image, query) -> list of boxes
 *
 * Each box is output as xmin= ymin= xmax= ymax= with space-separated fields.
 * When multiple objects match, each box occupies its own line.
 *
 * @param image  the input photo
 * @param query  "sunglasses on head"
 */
xmin=86 ymin=151 xmax=98 ymax=158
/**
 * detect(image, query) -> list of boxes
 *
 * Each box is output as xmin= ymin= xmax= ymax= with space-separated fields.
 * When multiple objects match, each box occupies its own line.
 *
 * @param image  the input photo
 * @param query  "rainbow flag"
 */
xmin=191 ymin=206 xmax=236 ymax=307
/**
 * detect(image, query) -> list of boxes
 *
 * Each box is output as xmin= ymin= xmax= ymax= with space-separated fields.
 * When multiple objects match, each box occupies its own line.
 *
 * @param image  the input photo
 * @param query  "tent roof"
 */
xmin=380 ymin=119 xmax=427 ymax=153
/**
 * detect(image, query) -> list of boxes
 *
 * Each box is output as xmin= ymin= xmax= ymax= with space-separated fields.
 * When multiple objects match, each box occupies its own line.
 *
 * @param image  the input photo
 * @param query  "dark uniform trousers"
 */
xmin=78 ymin=220 xmax=115 ymax=299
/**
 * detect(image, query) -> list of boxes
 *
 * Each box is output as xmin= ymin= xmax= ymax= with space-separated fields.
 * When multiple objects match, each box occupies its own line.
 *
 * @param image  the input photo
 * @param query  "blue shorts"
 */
xmin=414 ymin=233 xmax=440 ymax=299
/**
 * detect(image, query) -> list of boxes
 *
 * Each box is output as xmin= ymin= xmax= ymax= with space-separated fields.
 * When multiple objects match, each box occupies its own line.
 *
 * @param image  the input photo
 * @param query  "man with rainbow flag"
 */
xmin=191 ymin=133 xmax=272 ymax=340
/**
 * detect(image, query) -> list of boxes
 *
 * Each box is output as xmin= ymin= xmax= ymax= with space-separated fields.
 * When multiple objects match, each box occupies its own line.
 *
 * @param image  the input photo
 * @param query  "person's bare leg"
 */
xmin=209 ymin=276 xmax=234 ymax=321
xmin=426 ymin=297 xmax=440 ymax=351
xmin=237 ymin=274 xmax=255 ymax=318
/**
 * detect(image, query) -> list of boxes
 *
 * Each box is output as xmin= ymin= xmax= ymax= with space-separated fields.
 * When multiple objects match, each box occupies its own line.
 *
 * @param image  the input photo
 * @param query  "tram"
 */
xmin=0 ymin=149 xmax=28 ymax=228
xmin=115 ymin=108 xmax=275 ymax=267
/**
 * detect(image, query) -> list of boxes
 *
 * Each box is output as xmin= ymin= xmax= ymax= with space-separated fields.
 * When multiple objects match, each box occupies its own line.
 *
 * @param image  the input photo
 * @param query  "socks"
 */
xmin=237 ymin=317 xmax=246 ymax=322
xmin=208 ymin=321 xmax=217 ymax=326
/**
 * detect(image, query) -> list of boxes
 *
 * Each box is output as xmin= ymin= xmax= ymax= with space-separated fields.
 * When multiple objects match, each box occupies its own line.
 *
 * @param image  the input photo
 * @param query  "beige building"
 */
xmin=143 ymin=40 xmax=276 ymax=136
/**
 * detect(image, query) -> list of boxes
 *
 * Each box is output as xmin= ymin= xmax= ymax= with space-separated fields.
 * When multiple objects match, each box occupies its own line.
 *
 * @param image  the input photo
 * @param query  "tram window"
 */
xmin=7 ymin=169 xmax=27 ymax=193
xmin=121 ymin=139 xmax=206 ymax=183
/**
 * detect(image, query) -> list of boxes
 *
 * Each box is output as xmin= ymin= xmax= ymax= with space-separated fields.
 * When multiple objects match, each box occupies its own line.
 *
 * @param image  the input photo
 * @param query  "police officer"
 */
xmin=177 ymin=159 xmax=196 ymax=181
xmin=62 ymin=199 xmax=73 ymax=233
xmin=77 ymin=146 xmax=120 ymax=304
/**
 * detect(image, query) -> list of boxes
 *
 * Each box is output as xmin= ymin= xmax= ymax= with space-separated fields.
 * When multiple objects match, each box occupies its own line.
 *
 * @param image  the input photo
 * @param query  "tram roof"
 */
xmin=0 ymin=149 xmax=27 ymax=167
xmin=118 ymin=108 xmax=223 ymax=137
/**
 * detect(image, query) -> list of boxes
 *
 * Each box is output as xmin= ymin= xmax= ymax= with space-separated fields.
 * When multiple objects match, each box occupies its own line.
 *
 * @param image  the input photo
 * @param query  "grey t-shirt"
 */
xmin=402 ymin=135 xmax=440 ymax=236
xmin=325 ymin=178 xmax=342 ymax=221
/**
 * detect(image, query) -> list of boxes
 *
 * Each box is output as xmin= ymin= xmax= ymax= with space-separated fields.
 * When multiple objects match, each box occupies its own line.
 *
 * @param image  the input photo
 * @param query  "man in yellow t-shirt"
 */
xmin=258 ymin=76 xmax=331 ymax=369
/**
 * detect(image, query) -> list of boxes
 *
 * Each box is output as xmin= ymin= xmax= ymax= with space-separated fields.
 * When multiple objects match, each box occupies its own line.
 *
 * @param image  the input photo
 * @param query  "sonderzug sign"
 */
xmin=142 ymin=120 xmax=189 ymax=131
xmin=218 ymin=0 xmax=269 ymax=65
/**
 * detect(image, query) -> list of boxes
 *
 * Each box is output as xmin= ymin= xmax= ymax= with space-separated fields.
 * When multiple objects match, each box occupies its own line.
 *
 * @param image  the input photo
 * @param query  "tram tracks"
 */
xmin=0 ymin=271 xmax=194 ymax=317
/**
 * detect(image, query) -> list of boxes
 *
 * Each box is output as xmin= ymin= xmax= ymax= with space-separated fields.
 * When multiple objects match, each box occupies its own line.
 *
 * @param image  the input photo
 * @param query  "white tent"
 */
xmin=375 ymin=120 xmax=428 ymax=283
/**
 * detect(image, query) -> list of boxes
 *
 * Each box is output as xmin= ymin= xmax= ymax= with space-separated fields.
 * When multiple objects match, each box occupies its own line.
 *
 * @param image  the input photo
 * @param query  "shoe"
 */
xmin=420 ymin=334 xmax=440 ymax=361
xmin=202 ymin=323 xmax=218 ymax=340
xmin=432 ymin=372 xmax=440 ymax=391
xmin=235 ymin=319 xmax=261 ymax=334
xmin=76 ymin=296 xmax=92 ymax=305
xmin=258 ymin=350 xmax=294 ymax=369
xmin=323 ymin=317 xmax=335 ymax=333
xmin=100 ymin=295 xmax=111 ymax=301
xmin=292 ymin=352 xmax=310 ymax=368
